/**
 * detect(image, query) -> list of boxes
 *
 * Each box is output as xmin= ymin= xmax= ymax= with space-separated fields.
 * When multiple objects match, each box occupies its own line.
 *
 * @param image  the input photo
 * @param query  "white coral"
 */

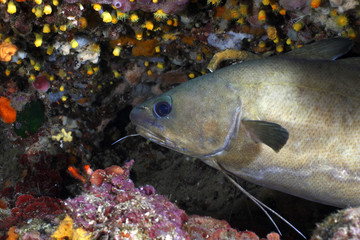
xmin=329 ymin=0 xmax=359 ymax=13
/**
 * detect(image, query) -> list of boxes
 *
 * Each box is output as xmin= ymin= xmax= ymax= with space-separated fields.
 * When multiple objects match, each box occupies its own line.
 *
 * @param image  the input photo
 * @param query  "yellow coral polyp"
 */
xmin=113 ymin=70 xmax=120 ymax=78
xmin=70 ymin=39 xmax=78 ymax=48
xmin=44 ymin=4 xmax=52 ymax=14
xmin=144 ymin=21 xmax=154 ymax=30
xmin=34 ymin=62 xmax=41 ymax=71
xmin=258 ymin=41 xmax=266 ymax=48
xmin=34 ymin=33 xmax=43 ymax=47
xmin=262 ymin=0 xmax=270 ymax=5
xmin=136 ymin=32 xmax=143 ymax=41
xmin=293 ymin=22 xmax=304 ymax=31
xmin=336 ymin=15 xmax=348 ymax=27
xmin=130 ymin=13 xmax=139 ymax=22
xmin=93 ymin=3 xmax=101 ymax=11
xmin=311 ymin=0 xmax=321 ymax=8
xmin=60 ymin=25 xmax=67 ymax=31
xmin=101 ymin=11 xmax=112 ymax=23
xmin=43 ymin=24 xmax=51 ymax=33
xmin=207 ymin=0 xmax=221 ymax=6
xmin=5 ymin=69 xmax=10 ymax=76
xmin=78 ymin=17 xmax=88 ymax=29
xmin=87 ymin=65 xmax=94 ymax=75
xmin=239 ymin=4 xmax=248 ymax=16
xmin=276 ymin=44 xmax=284 ymax=53
xmin=347 ymin=28 xmax=356 ymax=39
xmin=111 ymin=15 xmax=118 ymax=24
xmin=157 ymin=62 xmax=163 ymax=69
xmin=230 ymin=9 xmax=240 ymax=19
xmin=237 ymin=17 xmax=245 ymax=24
xmin=53 ymin=0 xmax=58 ymax=5
xmin=330 ymin=9 xmax=337 ymax=17
xmin=270 ymin=2 xmax=278 ymax=10
xmin=117 ymin=11 xmax=129 ymax=21
xmin=154 ymin=9 xmax=167 ymax=21
xmin=188 ymin=72 xmax=195 ymax=78
xmin=113 ymin=46 xmax=121 ymax=56
xmin=33 ymin=7 xmax=44 ymax=18
xmin=7 ymin=1 xmax=16 ymax=14
xmin=35 ymin=0 xmax=42 ymax=5
xmin=258 ymin=10 xmax=266 ymax=22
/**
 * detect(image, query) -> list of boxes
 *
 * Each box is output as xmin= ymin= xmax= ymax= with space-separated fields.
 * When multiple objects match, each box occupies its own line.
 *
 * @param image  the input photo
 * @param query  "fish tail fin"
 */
xmin=214 ymin=160 xmax=306 ymax=239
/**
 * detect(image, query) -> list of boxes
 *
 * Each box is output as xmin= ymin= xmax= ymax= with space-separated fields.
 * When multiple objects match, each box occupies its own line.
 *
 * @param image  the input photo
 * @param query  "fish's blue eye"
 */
xmin=154 ymin=101 xmax=171 ymax=118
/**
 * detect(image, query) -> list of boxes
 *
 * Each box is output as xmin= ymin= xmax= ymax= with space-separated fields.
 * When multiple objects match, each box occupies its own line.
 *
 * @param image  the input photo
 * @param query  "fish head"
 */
xmin=130 ymin=75 xmax=243 ymax=158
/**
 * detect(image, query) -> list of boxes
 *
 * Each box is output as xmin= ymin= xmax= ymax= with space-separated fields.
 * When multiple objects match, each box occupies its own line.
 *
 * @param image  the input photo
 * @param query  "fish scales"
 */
xmin=130 ymin=39 xmax=360 ymax=208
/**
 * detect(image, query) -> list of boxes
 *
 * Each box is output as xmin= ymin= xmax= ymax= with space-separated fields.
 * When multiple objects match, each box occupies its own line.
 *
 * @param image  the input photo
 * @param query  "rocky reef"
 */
xmin=0 ymin=0 xmax=359 ymax=239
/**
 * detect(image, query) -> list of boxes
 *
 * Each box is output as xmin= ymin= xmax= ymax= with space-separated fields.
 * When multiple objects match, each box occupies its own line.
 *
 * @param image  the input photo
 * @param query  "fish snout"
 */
xmin=129 ymin=105 xmax=147 ymax=126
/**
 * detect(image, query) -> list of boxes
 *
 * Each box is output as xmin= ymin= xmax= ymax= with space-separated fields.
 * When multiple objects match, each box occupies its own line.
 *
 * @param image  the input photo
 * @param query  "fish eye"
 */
xmin=152 ymin=95 xmax=172 ymax=118
xmin=153 ymin=101 xmax=172 ymax=118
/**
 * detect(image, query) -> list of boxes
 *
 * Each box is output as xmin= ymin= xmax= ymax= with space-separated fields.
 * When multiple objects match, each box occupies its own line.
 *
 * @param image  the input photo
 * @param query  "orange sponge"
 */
xmin=0 ymin=97 xmax=16 ymax=124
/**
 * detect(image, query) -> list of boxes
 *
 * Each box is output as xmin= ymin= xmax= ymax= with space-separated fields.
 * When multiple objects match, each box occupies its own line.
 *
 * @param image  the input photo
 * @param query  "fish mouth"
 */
xmin=135 ymin=126 xmax=193 ymax=154
xmin=136 ymin=126 xmax=176 ymax=149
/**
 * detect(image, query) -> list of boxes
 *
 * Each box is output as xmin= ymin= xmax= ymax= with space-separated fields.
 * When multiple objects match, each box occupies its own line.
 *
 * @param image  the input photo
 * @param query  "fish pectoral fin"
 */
xmin=242 ymin=120 xmax=289 ymax=152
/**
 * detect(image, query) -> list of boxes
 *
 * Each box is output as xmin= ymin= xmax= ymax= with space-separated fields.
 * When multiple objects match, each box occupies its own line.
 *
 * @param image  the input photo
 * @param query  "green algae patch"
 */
xmin=14 ymin=100 xmax=45 ymax=138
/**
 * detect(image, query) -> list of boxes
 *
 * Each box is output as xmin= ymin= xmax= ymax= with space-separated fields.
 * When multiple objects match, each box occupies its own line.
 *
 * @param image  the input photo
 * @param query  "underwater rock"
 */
xmin=312 ymin=207 xmax=360 ymax=240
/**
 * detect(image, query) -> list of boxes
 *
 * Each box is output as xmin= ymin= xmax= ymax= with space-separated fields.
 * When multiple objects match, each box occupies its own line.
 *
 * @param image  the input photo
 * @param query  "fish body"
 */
xmin=130 ymin=39 xmax=360 ymax=208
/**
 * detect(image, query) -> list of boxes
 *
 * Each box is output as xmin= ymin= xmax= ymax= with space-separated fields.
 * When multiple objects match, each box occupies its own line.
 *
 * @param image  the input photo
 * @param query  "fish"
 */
xmin=128 ymin=38 xmax=360 ymax=234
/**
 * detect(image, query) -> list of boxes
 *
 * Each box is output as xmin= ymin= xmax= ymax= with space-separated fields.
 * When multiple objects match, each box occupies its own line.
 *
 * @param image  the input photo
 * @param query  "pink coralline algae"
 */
xmin=64 ymin=160 xmax=190 ymax=239
xmin=64 ymin=161 xmax=277 ymax=239
xmin=311 ymin=207 xmax=360 ymax=240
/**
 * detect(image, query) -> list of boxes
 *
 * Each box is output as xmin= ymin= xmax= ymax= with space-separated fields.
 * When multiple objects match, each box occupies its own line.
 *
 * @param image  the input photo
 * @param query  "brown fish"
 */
xmin=127 ymin=38 xmax=360 ymax=236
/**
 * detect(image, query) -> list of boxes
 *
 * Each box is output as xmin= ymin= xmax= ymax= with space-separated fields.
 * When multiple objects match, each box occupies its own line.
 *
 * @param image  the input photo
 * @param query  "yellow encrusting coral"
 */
xmin=52 ymin=128 xmax=73 ymax=142
xmin=51 ymin=215 xmax=73 ymax=239
xmin=51 ymin=215 xmax=92 ymax=239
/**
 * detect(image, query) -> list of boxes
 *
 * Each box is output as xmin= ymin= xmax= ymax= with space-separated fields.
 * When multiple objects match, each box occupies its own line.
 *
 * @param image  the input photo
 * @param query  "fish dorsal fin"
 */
xmin=283 ymin=37 xmax=353 ymax=60
xmin=242 ymin=120 xmax=289 ymax=152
